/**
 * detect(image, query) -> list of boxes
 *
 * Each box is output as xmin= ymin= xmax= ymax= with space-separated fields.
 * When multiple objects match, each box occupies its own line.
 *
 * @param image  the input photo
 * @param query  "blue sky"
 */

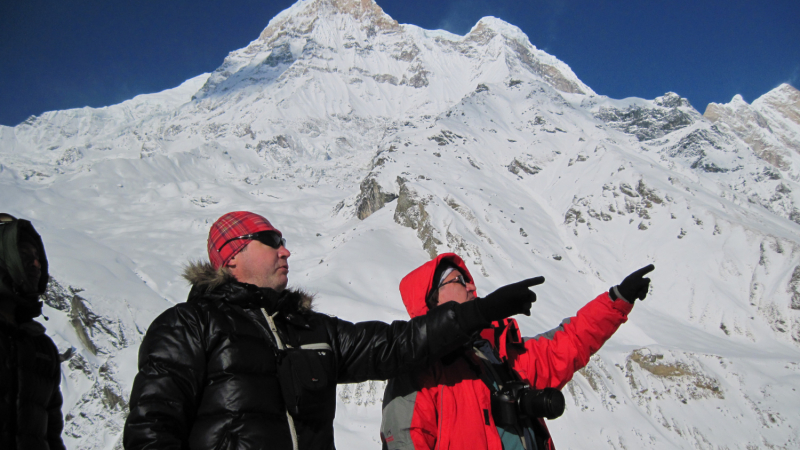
xmin=1 ymin=0 xmax=797 ymax=127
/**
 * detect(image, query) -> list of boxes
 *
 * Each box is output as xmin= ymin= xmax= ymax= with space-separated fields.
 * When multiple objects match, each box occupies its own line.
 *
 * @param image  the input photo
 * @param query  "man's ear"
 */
xmin=226 ymin=253 xmax=239 ymax=268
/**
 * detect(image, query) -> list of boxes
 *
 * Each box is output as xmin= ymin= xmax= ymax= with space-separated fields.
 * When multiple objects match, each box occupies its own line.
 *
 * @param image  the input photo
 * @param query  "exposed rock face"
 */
xmin=354 ymin=145 xmax=399 ymax=219
xmin=664 ymin=128 xmax=743 ymax=173
xmin=355 ymin=177 xmax=397 ymax=219
xmin=507 ymin=158 xmax=541 ymax=176
xmin=756 ymin=84 xmax=800 ymax=133
xmin=655 ymin=92 xmax=693 ymax=109
xmin=43 ymin=278 xmax=136 ymax=450
xmin=705 ymin=95 xmax=789 ymax=169
xmin=564 ymin=180 xmax=665 ymax=235
xmin=754 ymin=84 xmax=800 ymax=163
xmin=63 ymin=360 xmax=130 ymax=450
xmin=505 ymin=38 xmax=585 ymax=95
xmin=595 ymin=93 xmax=696 ymax=141
xmin=393 ymin=177 xmax=441 ymax=259
xmin=45 ymin=278 xmax=130 ymax=355
xmin=626 ymin=349 xmax=724 ymax=402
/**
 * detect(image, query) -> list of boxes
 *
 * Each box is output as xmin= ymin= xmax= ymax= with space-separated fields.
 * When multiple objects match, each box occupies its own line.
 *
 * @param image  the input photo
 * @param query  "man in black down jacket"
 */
xmin=124 ymin=211 xmax=543 ymax=450
xmin=0 ymin=214 xmax=65 ymax=450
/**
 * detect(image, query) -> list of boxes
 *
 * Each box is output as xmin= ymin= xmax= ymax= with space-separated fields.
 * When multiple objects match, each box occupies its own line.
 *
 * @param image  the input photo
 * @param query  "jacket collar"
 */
xmin=182 ymin=260 xmax=315 ymax=317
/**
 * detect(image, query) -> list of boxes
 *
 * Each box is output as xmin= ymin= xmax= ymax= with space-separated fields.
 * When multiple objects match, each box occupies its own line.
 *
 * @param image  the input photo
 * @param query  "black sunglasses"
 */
xmin=438 ymin=274 xmax=468 ymax=289
xmin=218 ymin=230 xmax=286 ymax=251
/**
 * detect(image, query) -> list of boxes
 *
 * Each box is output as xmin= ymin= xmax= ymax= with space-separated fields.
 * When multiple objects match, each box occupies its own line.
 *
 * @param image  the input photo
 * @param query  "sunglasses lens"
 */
xmin=255 ymin=231 xmax=285 ymax=249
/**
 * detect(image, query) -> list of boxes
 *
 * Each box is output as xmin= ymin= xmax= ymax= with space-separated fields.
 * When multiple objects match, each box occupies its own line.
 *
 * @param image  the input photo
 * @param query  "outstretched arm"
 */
xmin=512 ymin=291 xmax=633 ymax=389
xmin=334 ymin=277 xmax=542 ymax=382
xmin=511 ymin=266 xmax=654 ymax=389
xmin=333 ymin=301 xmax=478 ymax=382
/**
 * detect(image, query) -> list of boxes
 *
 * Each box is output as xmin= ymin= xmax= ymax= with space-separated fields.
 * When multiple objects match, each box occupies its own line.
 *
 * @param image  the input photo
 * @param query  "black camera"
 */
xmin=491 ymin=380 xmax=565 ymax=426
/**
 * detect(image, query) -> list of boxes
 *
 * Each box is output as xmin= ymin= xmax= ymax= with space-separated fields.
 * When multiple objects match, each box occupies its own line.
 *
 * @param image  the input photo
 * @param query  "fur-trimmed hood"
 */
xmin=183 ymin=260 xmax=237 ymax=292
xmin=182 ymin=260 xmax=314 ymax=313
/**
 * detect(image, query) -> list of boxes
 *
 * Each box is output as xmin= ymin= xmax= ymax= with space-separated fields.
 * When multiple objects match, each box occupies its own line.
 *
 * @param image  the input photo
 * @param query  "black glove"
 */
xmin=610 ymin=264 xmax=654 ymax=303
xmin=475 ymin=276 xmax=545 ymax=321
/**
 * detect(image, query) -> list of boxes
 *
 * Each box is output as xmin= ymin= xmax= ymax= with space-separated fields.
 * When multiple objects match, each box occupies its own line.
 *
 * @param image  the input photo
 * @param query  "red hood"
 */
xmin=399 ymin=253 xmax=475 ymax=318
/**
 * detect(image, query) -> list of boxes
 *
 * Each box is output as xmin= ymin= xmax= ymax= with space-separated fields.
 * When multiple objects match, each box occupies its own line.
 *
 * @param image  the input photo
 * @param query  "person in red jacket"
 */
xmin=380 ymin=253 xmax=653 ymax=450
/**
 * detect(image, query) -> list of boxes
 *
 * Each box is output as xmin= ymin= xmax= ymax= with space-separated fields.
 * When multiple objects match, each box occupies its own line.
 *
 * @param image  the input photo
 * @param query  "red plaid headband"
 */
xmin=207 ymin=211 xmax=282 ymax=269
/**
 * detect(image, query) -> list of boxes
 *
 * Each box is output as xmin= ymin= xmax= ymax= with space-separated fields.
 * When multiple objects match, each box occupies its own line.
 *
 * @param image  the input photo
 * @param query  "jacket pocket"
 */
xmin=277 ymin=344 xmax=337 ymax=421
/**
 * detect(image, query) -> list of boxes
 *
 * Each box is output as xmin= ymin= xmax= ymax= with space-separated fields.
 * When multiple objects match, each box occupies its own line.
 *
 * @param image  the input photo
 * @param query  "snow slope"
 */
xmin=1 ymin=0 xmax=799 ymax=448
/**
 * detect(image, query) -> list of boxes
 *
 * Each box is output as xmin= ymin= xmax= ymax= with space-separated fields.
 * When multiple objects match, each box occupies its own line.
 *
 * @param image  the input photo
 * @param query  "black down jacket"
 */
xmin=124 ymin=262 xmax=486 ymax=450
xmin=0 ymin=319 xmax=65 ymax=450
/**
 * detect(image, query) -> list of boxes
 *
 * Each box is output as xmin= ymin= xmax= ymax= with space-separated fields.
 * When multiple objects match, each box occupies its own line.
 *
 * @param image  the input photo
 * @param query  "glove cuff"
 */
xmin=455 ymin=300 xmax=491 ymax=332
xmin=610 ymin=285 xmax=634 ymax=304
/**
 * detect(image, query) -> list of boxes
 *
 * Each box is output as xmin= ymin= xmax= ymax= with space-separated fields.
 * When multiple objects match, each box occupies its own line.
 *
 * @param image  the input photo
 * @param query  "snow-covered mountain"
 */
xmin=704 ymin=84 xmax=800 ymax=177
xmin=2 ymin=0 xmax=799 ymax=448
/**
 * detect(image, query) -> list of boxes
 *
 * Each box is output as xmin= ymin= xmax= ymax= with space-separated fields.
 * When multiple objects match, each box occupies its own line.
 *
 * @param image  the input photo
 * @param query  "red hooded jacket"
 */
xmin=380 ymin=254 xmax=633 ymax=450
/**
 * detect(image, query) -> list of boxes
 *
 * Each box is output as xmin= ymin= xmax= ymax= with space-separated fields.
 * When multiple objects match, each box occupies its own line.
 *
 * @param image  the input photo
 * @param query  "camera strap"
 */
xmin=471 ymin=340 xmax=516 ymax=391
xmin=469 ymin=340 xmax=540 ymax=450
xmin=473 ymin=342 xmax=528 ymax=430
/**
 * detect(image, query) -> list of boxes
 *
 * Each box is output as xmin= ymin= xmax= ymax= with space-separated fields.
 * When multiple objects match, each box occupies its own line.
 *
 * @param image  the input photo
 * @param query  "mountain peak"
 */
xmin=704 ymin=83 xmax=800 ymax=172
xmin=755 ymin=83 xmax=800 ymax=109
xmin=258 ymin=0 xmax=398 ymax=44
xmin=469 ymin=17 xmax=531 ymax=46
xmin=730 ymin=93 xmax=748 ymax=105
xmin=654 ymin=92 xmax=692 ymax=108
xmin=774 ymin=82 xmax=800 ymax=95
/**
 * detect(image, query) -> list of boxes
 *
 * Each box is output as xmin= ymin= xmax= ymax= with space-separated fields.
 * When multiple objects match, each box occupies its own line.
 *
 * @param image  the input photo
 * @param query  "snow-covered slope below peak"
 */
xmin=7 ymin=73 xmax=209 ymax=141
xmin=0 ymin=73 xmax=211 ymax=179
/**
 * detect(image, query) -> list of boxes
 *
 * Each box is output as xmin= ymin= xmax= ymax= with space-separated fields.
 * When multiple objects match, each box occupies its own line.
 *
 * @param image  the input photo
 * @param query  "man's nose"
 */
xmin=279 ymin=246 xmax=291 ymax=258
xmin=23 ymin=255 xmax=41 ymax=268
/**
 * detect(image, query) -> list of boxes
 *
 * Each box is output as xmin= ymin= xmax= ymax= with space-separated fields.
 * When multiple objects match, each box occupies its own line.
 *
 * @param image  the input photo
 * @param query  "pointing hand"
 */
xmin=477 ymin=276 xmax=545 ymax=320
xmin=611 ymin=264 xmax=654 ymax=303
